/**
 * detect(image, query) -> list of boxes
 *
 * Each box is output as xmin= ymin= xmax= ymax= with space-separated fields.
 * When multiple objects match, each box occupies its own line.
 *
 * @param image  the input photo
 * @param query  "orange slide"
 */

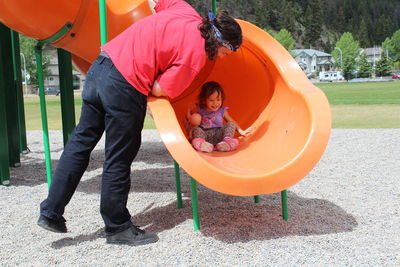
xmin=0 ymin=0 xmax=331 ymax=196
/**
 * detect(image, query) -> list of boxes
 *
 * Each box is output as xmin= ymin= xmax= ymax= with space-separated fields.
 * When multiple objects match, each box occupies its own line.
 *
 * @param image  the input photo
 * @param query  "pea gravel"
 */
xmin=0 ymin=129 xmax=399 ymax=266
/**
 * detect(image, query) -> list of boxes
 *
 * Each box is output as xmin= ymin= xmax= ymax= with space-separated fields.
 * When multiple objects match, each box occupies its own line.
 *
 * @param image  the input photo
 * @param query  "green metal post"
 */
xmin=99 ymin=0 xmax=108 ymax=45
xmin=190 ymin=177 xmax=200 ymax=231
xmin=212 ymin=0 xmax=217 ymax=14
xmin=254 ymin=195 xmax=260 ymax=203
xmin=35 ymin=46 xmax=53 ymax=187
xmin=57 ymin=48 xmax=76 ymax=146
xmin=281 ymin=190 xmax=288 ymax=220
xmin=0 ymin=24 xmax=11 ymax=185
xmin=173 ymin=160 xmax=183 ymax=209
xmin=10 ymin=30 xmax=28 ymax=154
xmin=0 ymin=24 xmax=20 ymax=168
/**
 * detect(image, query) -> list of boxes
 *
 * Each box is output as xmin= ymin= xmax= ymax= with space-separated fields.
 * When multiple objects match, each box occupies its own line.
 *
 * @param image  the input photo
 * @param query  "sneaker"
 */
xmin=222 ymin=136 xmax=239 ymax=151
xmin=106 ymin=225 xmax=159 ymax=246
xmin=215 ymin=141 xmax=230 ymax=152
xmin=191 ymin=138 xmax=214 ymax=152
xmin=37 ymin=215 xmax=67 ymax=233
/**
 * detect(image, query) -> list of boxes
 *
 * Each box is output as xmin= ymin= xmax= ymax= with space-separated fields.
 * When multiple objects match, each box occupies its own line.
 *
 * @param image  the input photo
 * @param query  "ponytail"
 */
xmin=198 ymin=10 xmax=242 ymax=60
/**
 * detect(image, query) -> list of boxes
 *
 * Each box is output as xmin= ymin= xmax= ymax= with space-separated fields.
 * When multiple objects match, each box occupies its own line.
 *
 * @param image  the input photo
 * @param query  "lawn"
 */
xmin=24 ymin=93 xmax=156 ymax=130
xmin=23 ymin=81 xmax=400 ymax=130
xmin=315 ymin=81 xmax=400 ymax=128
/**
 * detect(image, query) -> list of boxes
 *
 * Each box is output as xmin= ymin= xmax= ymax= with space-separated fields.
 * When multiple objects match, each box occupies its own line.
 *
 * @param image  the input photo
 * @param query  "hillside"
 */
xmin=186 ymin=0 xmax=400 ymax=52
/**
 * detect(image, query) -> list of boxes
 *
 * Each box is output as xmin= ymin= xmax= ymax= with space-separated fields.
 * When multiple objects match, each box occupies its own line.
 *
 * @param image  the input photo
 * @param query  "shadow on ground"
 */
xmin=50 ymin=190 xmax=357 ymax=248
xmin=8 ymin=140 xmax=172 ymax=187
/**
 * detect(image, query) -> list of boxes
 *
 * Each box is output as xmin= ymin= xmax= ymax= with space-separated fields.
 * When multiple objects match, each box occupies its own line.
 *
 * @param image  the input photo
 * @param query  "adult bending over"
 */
xmin=38 ymin=0 xmax=242 ymax=246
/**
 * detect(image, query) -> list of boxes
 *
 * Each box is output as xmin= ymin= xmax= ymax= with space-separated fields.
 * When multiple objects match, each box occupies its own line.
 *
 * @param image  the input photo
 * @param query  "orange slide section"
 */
xmin=0 ymin=0 xmax=331 ymax=196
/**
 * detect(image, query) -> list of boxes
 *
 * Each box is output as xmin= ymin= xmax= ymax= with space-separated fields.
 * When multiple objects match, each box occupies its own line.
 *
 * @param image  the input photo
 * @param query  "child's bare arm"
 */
xmin=224 ymin=111 xmax=255 ymax=136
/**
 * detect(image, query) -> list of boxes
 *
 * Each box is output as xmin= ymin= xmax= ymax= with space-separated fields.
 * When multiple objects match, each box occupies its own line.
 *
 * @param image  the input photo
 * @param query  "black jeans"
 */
xmin=40 ymin=55 xmax=147 ymax=235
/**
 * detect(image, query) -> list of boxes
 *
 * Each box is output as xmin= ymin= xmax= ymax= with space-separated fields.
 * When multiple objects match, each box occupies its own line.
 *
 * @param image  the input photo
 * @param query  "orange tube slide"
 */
xmin=0 ymin=0 xmax=331 ymax=196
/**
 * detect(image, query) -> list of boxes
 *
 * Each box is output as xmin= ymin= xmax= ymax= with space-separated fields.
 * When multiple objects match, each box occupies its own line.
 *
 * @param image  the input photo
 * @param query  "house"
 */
xmin=360 ymin=47 xmax=382 ymax=65
xmin=44 ymin=46 xmax=84 ymax=91
xmin=291 ymin=49 xmax=334 ymax=74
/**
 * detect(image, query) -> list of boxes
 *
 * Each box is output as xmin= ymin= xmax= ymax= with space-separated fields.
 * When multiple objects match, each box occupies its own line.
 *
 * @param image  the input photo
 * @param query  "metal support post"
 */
xmin=0 ymin=24 xmax=21 ymax=168
xmin=0 ymin=24 xmax=11 ymax=185
xmin=281 ymin=190 xmax=288 ymax=220
xmin=190 ymin=177 xmax=200 ymax=231
xmin=11 ymin=30 xmax=28 ymax=154
xmin=35 ymin=45 xmax=53 ymax=187
xmin=173 ymin=160 xmax=183 ymax=209
xmin=57 ymin=48 xmax=76 ymax=146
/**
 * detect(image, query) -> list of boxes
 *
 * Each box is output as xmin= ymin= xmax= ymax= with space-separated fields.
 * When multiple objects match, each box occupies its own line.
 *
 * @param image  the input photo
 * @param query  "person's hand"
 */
xmin=238 ymin=126 xmax=255 ymax=136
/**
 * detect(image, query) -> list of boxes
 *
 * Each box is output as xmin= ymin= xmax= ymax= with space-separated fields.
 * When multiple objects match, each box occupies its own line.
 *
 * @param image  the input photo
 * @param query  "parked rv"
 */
xmin=319 ymin=71 xmax=344 ymax=82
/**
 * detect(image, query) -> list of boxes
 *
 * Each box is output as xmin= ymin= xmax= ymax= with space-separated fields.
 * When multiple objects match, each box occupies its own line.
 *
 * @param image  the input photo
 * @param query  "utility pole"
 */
xmin=20 ymin=52 xmax=27 ymax=95
xmin=334 ymin=47 xmax=343 ymax=71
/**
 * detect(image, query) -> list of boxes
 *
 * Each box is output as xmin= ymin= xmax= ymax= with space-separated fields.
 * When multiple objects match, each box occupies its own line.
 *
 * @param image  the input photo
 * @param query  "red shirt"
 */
xmin=102 ymin=0 xmax=206 ymax=99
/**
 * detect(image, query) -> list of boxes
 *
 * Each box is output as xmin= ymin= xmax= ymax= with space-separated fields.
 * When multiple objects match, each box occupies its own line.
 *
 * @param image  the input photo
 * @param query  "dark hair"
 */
xmin=198 ymin=81 xmax=225 ymax=105
xmin=198 ymin=11 xmax=242 ymax=60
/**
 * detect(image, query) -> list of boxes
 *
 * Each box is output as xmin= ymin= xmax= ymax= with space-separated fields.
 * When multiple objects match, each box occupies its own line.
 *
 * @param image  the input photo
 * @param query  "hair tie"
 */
xmin=206 ymin=10 xmax=240 ymax=52
xmin=207 ymin=10 xmax=216 ymax=22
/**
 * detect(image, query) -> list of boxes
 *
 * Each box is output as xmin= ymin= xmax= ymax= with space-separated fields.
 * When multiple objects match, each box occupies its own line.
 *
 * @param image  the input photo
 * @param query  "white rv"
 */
xmin=319 ymin=71 xmax=344 ymax=82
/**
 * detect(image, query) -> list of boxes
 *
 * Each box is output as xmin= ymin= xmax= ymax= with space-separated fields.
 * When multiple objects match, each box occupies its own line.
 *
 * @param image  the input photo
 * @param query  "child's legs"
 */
xmin=222 ymin=122 xmax=236 ymax=138
xmin=204 ymin=128 xmax=225 ymax=145
xmin=191 ymin=126 xmax=207 ymax=140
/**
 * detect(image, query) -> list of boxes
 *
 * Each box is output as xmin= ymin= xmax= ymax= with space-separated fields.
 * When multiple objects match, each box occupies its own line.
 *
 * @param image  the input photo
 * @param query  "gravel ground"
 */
xmin=1 ymin=129 xmax=399 ymax=266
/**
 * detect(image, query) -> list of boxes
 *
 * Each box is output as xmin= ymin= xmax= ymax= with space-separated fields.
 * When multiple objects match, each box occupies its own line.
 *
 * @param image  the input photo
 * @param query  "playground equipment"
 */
xmin=0 ymin=0 xmax=331 ymax=230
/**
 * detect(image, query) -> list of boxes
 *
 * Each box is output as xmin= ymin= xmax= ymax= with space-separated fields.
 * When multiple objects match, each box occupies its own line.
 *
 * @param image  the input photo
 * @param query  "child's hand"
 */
xmin=238 ymin=126 xmax=255 ymax=136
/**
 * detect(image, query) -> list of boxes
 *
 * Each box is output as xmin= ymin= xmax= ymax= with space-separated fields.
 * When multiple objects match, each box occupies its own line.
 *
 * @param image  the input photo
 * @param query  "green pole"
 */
xmin=190 ymin=177 xmax=200 ymax=231
xmin=1 ymin=24 xmax=20 ymax=168
xmin=99 ymin=0 xmax=108 ymax=45
xmin=35 ymin=46 xmax=53 ymax=187
xmin=57 ymin=48 xmax=76 ymax=146
xmin=281 ymin=190 xmax=288 ymax=221
xmin=0 ymin=24 xmax=11 ymax=186
xmin=10 ymin=31 xmax=28 ymax=154
xmin=212 ymin=0 xmax=217 ymax=14
xmin=174 ymin=160 xmax=183 ymax=209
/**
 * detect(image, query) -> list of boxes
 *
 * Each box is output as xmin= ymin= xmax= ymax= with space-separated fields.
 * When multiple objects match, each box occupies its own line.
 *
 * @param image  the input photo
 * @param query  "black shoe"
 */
xmin=106 ymin=225 xmax=159 ymax=246
xmin=37 ymin=215 xmax=67 ymax=233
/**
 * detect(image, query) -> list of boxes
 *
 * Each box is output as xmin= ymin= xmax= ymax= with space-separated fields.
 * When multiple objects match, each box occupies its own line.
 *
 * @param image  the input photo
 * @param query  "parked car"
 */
xmin=392 ymin=73 xmax=400 ymax=79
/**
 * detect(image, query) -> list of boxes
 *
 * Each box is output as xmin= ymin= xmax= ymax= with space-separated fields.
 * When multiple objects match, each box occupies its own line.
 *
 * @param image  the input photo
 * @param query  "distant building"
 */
xmin=44 ymin=47 xmax=84 ymax=90
xmin=360 ymin=47 xmax=382 ymax=65
xmin=291 ymin=49 xmax=334 ymax=74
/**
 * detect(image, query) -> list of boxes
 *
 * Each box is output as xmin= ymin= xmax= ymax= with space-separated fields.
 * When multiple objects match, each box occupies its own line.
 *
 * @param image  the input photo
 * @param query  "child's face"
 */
xmin=205 ymin=91 xmax=222 ymax=112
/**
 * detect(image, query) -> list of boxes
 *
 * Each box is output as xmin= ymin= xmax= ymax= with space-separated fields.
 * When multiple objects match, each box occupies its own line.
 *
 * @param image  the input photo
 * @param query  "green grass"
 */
xmin=315 ymin=81 xmax=400 ymax=128
xmin=330 ymin=105 xmax=400 ymax=128
xmin=315 ymin=81 xmax=400 ymax=105
xmin=23 ymin=81 xmax=400 ymax=130
xmin=24 ymin=94 xmax=156 ymax=130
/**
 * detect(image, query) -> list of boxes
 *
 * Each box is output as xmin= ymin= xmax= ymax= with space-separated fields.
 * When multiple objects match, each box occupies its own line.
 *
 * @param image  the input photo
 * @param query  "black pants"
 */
xmin=40 ymin=55 xmax=147 ymax=235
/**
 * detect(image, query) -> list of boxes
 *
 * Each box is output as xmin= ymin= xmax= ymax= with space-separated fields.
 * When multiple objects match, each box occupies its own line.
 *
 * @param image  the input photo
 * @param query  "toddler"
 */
xmin=186 ymin=81 xmax=254 ymax=152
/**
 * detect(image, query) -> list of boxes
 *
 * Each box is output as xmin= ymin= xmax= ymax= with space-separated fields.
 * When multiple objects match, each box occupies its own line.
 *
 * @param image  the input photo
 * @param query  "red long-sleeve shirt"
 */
xmin=102 ymin=0 xmax=206 ymax=99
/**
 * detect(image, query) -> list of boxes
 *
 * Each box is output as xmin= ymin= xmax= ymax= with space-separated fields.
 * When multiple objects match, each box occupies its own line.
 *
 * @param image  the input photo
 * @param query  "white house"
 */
xmin=291 ymin=49 xmax=334 ymax=74
xmin=360 ymin=47 xmax=382 ymax=65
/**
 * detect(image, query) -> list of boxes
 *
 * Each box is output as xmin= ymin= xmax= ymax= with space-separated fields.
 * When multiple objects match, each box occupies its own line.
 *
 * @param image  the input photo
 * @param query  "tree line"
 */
xmin=187 ymin=0 xmax=400 ymax=51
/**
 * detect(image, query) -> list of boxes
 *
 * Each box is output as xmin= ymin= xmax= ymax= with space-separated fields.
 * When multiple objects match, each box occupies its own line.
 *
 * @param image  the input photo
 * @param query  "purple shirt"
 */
xmin=198 ymin=105 xmax=228 ymax=129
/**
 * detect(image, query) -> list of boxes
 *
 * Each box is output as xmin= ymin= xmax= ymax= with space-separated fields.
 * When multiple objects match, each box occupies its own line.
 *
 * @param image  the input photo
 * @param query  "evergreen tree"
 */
xmin=357 ymin=52 xmax=372 ymax=78
xmin=277 ymin=2 xmax=296 ymax=33
xmin=375 ymin=54 xmax=393 ymax=76
xmin=357 ymin=18 xmax=371 ymax=47
xmin=302 ymin=0 xmax=323 ymax=47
